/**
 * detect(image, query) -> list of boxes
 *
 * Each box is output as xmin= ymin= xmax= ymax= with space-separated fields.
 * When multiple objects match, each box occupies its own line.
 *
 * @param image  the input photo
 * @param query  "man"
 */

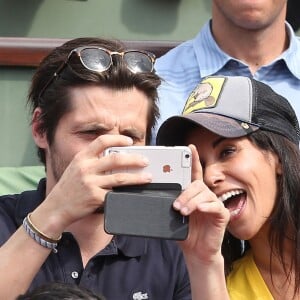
xmin=0 ymin=38 xmax=191 ymax=299
xmin=153 ymin=0 xmax=300 ymax=141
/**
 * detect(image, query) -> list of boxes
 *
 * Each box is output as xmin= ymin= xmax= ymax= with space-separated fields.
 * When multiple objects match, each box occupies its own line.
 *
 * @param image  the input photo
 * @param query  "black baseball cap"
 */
xmin=156 ymin=76 xmax=299 ymax=146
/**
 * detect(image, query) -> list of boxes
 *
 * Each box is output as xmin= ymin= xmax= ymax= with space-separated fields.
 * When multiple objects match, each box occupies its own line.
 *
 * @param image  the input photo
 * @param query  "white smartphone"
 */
xmin=103 ymin=146 xmax=192 ymax=189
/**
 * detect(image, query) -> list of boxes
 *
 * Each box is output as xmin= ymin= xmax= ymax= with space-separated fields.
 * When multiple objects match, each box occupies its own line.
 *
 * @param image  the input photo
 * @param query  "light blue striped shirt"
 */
xmin=154 ymin=20 xmax=300 ymax=143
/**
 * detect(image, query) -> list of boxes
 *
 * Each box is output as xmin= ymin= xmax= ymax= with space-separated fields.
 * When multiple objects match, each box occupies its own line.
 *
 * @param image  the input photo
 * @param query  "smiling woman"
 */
xmin=157 ymin=75 xmax=300 ymax=300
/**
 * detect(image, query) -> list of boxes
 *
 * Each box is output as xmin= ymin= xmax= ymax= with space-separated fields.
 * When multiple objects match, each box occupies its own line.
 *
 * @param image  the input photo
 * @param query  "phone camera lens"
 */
xmin=185 ymin=154 xmax=190 ymax=159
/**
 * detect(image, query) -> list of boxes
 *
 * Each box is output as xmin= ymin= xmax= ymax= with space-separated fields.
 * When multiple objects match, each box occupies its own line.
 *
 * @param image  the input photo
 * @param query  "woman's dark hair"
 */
xmin=16 ymin=282 xmax=105 ymax=300
xmin=28 ymin=37 xmax=161 ymax=164
xmin=222 ymin=130 xmax=300 ymax=297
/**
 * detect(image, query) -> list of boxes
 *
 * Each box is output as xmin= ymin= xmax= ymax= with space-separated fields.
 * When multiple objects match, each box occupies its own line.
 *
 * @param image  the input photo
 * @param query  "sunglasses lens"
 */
xmin=124 ymin=51 xmax=153 ymax=73
xmin=80 ymin=48 xmax=111 ymax=72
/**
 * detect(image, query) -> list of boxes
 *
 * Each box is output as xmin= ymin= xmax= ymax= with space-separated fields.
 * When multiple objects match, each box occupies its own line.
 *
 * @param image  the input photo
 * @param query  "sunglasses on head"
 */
xmin=38 ymin=46 xmax=156 ymax=101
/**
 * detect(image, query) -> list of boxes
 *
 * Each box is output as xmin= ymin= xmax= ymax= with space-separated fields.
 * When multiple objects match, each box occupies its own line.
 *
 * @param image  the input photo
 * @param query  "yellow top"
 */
xmin=226 ymin=250 xmax=274 ymax=300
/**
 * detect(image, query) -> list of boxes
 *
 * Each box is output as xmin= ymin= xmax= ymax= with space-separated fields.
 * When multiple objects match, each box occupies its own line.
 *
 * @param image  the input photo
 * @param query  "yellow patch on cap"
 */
xmin=182 ymin=77 xmax=226 ymax=115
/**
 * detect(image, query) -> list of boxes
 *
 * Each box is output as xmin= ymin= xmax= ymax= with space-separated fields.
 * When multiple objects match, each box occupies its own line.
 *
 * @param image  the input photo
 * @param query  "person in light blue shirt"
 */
xmin=154 ymin=0 xmax=300 ymax=143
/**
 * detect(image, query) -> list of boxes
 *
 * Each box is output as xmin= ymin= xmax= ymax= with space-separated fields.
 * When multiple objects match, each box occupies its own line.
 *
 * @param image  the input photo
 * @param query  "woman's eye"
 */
xmin=220 ymin=147 xmax=235 ymax=158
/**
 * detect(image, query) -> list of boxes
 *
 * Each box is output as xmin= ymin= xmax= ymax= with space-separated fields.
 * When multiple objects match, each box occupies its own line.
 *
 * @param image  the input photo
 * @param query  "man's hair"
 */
xmin=28 ymin=37 xmax=161 ymax=164
xmin=222 ymin=131 xmax=300 ymax=297
xmin=16 ymin=282 xmax=105 ymax=300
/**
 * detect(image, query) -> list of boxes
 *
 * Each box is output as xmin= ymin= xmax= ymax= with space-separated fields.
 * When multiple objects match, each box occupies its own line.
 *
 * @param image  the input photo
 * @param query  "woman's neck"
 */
xmin=249 ymin=231 xmax=296 ymax=299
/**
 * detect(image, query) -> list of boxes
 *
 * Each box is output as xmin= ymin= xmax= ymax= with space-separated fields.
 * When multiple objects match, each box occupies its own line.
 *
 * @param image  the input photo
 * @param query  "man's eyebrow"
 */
xmin=212 ymin=137 xmax=226 ymax=148
xmin=75 ymin=123 xmax=110 ymax=131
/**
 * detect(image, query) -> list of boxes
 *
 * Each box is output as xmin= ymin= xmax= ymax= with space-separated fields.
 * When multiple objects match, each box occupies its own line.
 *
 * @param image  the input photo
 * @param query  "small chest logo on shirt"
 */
xmin=132 ymin=291 xmax=149 ymax=300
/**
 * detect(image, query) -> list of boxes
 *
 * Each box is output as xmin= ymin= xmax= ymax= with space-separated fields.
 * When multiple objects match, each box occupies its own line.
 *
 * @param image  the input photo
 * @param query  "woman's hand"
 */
xmin=173 ymin=145 xmax=230 ymax=263
xmin=173 ymin=145 xmax=231 ymax=300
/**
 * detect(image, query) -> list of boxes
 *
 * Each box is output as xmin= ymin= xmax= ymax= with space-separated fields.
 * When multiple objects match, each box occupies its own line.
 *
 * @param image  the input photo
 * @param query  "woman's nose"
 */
xmin=203 ymin=163 xmax=225 ymax=188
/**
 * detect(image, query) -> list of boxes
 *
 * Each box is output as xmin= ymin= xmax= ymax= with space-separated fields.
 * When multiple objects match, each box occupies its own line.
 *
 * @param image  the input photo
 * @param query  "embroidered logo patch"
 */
xmin=182 ymin=77 xmax=226 ymax=115
xmin=132 ymin=291 xmax=149 ymax=300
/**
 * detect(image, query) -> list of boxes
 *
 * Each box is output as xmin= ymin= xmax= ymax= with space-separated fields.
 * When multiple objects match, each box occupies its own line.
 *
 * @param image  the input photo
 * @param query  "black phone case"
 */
xmin=104 ymin=184 xmax=188 ymax=240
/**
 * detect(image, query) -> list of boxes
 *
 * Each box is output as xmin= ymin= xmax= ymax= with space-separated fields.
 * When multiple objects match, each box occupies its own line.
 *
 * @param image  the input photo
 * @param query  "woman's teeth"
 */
xmin=218 ymin=189 xmax=244 ymax=203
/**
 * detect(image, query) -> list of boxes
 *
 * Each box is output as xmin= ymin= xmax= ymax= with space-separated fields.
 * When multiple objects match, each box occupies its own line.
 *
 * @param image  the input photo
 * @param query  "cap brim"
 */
xmin=156 ymin=113 xmax=259 ymax=146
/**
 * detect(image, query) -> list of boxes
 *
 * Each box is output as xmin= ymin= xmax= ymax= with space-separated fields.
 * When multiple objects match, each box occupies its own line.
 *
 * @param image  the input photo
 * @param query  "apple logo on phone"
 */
xmin=163 ymin=164 xmax=172 ymax=173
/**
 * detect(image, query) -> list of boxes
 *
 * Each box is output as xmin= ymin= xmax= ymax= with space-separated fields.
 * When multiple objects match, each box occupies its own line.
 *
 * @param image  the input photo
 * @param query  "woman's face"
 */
xmin=186 ymin=127 xmax=282 ymax=241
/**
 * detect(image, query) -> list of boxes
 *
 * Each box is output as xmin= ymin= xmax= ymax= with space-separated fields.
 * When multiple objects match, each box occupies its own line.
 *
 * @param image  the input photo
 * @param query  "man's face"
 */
xmin=44 ymin=85 xmax=149 ymax=185
xmin=212 ymin=0 xmax=287 ymax=30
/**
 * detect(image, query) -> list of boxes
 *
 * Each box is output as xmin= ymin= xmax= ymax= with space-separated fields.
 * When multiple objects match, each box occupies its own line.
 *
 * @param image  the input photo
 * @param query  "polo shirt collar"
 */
xmin=194 ymin=20 xmax=232 ymax=78
xmin=194 ymin=20 xmax=300 ymax=80
xmin=276 ymin=22 xmax=300 ymax=80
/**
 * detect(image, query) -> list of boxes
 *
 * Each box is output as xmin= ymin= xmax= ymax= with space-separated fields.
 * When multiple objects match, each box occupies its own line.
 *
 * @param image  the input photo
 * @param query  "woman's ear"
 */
xmin=31 ymin=108 xmax=48 ymax=149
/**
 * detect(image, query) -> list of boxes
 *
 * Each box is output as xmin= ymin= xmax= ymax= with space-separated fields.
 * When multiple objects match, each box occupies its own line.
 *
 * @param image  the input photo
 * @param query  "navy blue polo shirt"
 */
xmin=0 ymin=179 xmax=191 ymax=300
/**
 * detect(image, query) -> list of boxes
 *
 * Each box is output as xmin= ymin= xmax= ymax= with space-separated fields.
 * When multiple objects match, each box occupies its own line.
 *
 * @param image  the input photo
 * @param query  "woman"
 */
xmin=157 ymin=75 xmax=300 ymax=299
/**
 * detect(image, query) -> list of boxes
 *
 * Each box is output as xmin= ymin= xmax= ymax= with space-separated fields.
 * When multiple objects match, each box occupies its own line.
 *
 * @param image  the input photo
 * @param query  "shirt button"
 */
xmin=71 ymin=271 xmax=79 ymax=279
